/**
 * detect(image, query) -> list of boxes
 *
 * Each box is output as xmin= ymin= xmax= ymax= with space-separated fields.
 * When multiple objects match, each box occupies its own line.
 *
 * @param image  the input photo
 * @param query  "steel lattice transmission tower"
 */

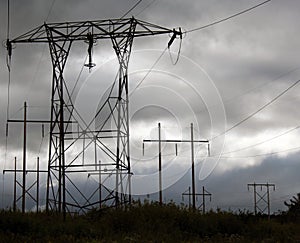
xmin=8 ymin=17 xmax=181 ymax=215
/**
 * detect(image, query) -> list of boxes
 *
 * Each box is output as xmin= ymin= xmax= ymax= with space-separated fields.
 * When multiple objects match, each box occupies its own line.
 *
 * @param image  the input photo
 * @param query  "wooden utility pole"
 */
xmin=13 ymin=156 xmax=17 ymax=212
xmin=190 ymin=123 xmax=196 ymax=210
xmin=158 ymin=123 xmax=162 ymax=205
xmin=22 ymin=101 xmax=27 ymax=213
xmin=36 ymin=157 xmax=40 ymax=213
xmin=200 ymin=186 xmax=212 ymax=214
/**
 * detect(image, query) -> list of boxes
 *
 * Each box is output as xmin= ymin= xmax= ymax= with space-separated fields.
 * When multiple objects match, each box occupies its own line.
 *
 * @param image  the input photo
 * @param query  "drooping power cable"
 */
xmin=130 ymin=47 xmax=168 ymax=96
xmin=45 ymin=0 xmax=56 ymax=22
xmin=185 ymin=0 xmax=272 ymax=34
xmin=120 ymin=0 xmax=143 ymax=19
xmin=220 ymin=125 xmax=300 ymax=155
xmin=211 ymin=78 xmax=300 ymax=141
xmin=217 ymin=145 xmax=300 ymax=159
xmin=135 ymin=0 xmax=157 ymax=17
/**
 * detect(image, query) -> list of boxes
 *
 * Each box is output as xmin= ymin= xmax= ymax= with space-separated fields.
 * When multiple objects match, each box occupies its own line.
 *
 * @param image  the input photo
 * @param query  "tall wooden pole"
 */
xmin=36 ymin=157 xmax=40 ymax=213
xmin=267 ymin=182 xmax=270 ymax=220
xmin=188 ymin=186 xmax=191 ymax=208
xmin=202 ymin=186 xmax=205 ymax=214
xmin=158 ymin=123 xmax=162 ymax=205
xmin=254 ymin=182 xmax=257 ymax=215
xmin=22 ymin=101 xmax=27 ymax=213
xmin=13 ymin=156 xmax=17 ymax=212
xmin=191 ymin=123 xmax=196 ymax=210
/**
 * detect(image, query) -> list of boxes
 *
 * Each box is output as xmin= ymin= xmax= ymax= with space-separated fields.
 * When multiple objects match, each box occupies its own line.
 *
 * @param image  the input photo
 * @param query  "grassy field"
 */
xmin=0 ymin=201 xmax=299 ymax=242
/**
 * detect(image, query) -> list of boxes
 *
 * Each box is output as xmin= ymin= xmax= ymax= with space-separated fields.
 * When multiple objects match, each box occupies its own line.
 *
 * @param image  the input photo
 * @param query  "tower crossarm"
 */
xmin=9 ymin=17 xmax=178 ymax=44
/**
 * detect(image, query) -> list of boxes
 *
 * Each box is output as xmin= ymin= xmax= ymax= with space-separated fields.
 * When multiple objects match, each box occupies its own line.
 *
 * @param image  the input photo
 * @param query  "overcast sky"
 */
xmin=0 ymin=0 xmax=300 ymax=213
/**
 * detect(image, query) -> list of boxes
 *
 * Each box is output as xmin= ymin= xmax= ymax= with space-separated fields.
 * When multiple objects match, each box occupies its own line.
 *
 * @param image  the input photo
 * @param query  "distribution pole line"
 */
xmin=3 ymin=157 xmax=47 ymax=213
xmin=182 ymin=186 xmax=212 ymax=213
xmin=247 ymin=182 xmax=275 ymax=220
xmin=6 ymin=102 xmax=71 ymax=212
xmin=143 ymin=123 xmax=209 ymax=208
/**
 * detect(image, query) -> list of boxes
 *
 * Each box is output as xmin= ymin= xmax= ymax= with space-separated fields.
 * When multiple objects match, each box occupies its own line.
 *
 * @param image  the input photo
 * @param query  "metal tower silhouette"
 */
xmin=248 ymin=182 xmax=275 ymax=219
xmin=8 ymin=17 xmax=181 ymax=216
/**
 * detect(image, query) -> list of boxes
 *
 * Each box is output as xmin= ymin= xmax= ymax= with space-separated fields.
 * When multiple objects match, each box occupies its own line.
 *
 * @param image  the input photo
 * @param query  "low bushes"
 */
xmin=0 ymin=202 xmax=299 ymax=242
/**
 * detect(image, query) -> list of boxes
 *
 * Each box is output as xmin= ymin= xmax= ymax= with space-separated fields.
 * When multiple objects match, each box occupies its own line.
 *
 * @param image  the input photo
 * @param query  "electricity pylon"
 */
xmin=8 ymin=17 xmax=181 ymax=216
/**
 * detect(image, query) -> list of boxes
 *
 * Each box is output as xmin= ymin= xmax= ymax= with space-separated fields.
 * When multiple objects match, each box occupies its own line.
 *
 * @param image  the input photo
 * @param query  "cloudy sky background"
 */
xmin=1 ymin=0 xmax=300 ymax=212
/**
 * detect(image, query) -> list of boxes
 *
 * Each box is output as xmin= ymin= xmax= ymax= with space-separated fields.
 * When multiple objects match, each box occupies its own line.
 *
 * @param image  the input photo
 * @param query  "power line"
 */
xmin=69 ymin=54 xmax=88 ymax=101
xmin=157 ymin=68 xmax=300 ymax=158
xmin=24 ymin=0 xmax=57 ymax=100
xmin=135 ymin=0 xmax=158 ymax=17
xmin=6 ymin=0 xmax=10 ymax=39
xmin=217 ymin=145 xmax=300 ymax=159
xmin=185 ymin=0 xmax=272 ymax=33
xmin=219 ymin=66 xmax=300 ymax=110
xmin=45 ymin=0 xmax=56 ymax=22
xmin=133 ymin=75 xmax=300 ymax=159
xmin=129 ymin=27 xmax=182 ymax=94
xmin=130 ymin=47 xmax=168 ymax=96
xmin=195 ymin=66 xmax=300 ymax=117
xmin=220 ymin=125 xmax=300 ymax=155
xmin=6 ymin=0 xmax=11 ymax=118
xmin=120 ymin=0 xmax=143 ymax=19
xmin=68 ymin=0 xmax=145 ymax=102
xmin=211 ymin=78 xmax=300 ymax=141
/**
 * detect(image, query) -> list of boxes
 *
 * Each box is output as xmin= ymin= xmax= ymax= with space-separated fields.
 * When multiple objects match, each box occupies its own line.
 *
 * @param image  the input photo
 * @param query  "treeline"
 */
xmin=0 ymin=201 xmax=299 ymax=242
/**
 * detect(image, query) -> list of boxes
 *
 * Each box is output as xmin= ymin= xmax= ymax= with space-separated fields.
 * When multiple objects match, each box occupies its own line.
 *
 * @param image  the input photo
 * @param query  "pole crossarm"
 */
xmin=143 ymin=139 xmax=209 ymax=143
xmin=7 ymin=119 xmax=76 ymax=124
xmin=248 ymin=183 xmax=275 ymax=188
xmin=182 ymin=192 xmax=211 ymax=197
xmin=3 ymin=170 xmax=47 ymax=173
xmin=9 ymin=18 xmax=179 ymax=44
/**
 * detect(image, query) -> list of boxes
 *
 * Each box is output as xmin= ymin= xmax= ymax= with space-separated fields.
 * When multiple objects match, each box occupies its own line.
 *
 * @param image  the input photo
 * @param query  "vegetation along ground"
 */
xmin=0 ymin=200 xmax=299 ymax=242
